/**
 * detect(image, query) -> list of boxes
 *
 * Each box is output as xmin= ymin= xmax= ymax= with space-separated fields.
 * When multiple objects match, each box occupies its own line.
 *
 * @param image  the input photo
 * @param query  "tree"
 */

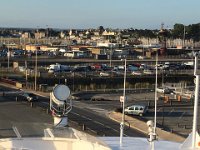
xmin=98 ymin=26 xmax=105 ymax=35
xmin=187 ymin=23 xmax=200 ymax=42
xmin=172 ymin=23 xmax=184 ymax=38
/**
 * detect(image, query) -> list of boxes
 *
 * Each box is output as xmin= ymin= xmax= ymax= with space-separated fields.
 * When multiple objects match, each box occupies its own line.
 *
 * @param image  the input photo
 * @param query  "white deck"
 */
xmin=0 ymin=127 xmax=184 ymax=150
xmin=100 ymin=137 xmax=181 ymax=150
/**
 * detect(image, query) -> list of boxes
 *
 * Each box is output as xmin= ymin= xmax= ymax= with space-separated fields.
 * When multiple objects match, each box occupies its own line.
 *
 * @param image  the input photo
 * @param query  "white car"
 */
xmin=143 ymin=69 xmax=154 ymax=75
xmin=132 ymin=71 xmax=142 ymax=76
xmin=125 ymin=105 xmax=148 ymax=116
xmin=137 ymin=56 xmax=145 ymax=60
xmin=156 ymin=87 xmax=170 ymax=94
xmin=100 ymin=72 xmax=110 ymax=77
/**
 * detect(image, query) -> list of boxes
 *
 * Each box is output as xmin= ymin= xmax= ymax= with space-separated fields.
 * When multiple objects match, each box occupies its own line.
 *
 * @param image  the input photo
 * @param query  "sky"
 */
xmin=0 ymin=0 xmax=200 ymax=29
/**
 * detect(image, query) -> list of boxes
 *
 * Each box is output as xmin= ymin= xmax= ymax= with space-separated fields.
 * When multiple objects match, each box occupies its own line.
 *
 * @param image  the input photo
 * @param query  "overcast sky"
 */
xmin=0 ymin=0 xmax=199 ymax=29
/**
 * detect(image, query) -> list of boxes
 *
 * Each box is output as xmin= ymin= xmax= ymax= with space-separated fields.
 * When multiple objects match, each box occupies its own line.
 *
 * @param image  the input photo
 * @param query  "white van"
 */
xmin=124 ymin=105 xmax=148 ymax=116
xmin=156 ymin=87 xmax=171 ymax=94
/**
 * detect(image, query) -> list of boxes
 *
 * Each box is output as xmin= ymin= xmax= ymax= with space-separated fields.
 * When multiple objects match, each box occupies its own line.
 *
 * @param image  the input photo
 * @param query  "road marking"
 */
xmin=168 ymin=108 xmax=174 ymax=115
xmin=157 ymin=108 xmax=161 ymax=112
xmin=71 ymin=112 xmax=124 ymax=135
xmin=71 ymin=112 xmax=81 ymax=116
xmin=81 ymin=115 xmax=92 ymax=121
xmin=89 ymin=107 xmax=105 ymax=111
xmin=94 ymin=120 xmax=104 ymax=126
xmin=179 ymin=111 xmax=186 ymax=119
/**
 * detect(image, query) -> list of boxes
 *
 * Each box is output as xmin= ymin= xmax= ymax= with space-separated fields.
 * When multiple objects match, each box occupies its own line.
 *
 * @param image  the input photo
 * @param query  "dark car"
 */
xmin=20 ymin=93 xmax=39 ymax=102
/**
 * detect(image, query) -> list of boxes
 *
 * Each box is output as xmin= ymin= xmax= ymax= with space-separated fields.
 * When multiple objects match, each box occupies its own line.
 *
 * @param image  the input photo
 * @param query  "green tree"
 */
xmin=172 ymin=23 xmax=184 ymax=38
xmin=187 ymin=23 xmax=200 ymax=42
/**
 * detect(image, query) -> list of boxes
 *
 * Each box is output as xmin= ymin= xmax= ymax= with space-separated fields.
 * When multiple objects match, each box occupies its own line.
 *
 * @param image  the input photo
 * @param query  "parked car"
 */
xmin=125 ymin=105 xmax=148 ymax=116
xmin=131 ymin=71 xmax=142 ymax=76
xmin=156 ymin=87 xmax=171 ymax=94
xmin=100 ymin=72 xmax=110 ymax=77
xmin=143 ymin=69 xmax=154 ymax=75
xmin=20 ymin=92 xmax=39 ymax=102
xmin=137 ymin=55 xmax=145 ymax=60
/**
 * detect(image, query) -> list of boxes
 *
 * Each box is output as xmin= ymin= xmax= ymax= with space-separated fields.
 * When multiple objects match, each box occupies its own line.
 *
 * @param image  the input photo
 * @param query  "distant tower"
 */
xmin=158 ymin=23 xmax=167 ymax=55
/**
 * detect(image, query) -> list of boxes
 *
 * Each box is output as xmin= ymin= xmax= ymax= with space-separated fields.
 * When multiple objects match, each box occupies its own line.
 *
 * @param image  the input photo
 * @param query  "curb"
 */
xmin=108 ymin=112 xmax=148 ymax=135
xmin=108 ymin=111 xmax=185 ymax=143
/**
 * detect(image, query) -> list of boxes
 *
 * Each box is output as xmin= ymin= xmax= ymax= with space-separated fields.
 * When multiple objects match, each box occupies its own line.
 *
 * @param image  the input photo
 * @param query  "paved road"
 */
xmin=0 ymin=85 xmax=145 ymax=138
xmin=69 ymin=104 xmax=145 ymax=137
xmin=1 ymin=84 xmax=197 ymax=138
xmin=73 ymin=91 xmax=198 ymax=138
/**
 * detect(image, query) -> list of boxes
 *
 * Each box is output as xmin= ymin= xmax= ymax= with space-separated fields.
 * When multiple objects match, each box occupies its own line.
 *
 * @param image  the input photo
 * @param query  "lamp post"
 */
xmin=34 ymin=48 xmax=37 ymax=91
xmin=7 ymin=46 xmax=10 ymax=71
xmin=150 ymin=51 xmax=158 ymax=150
xmin=183 ymin=25 xmax=186 ymax=48
xmin=34 ymin=26 xmax=39 ymax=91
xmin=25 ymin=60 xmax=28 ymax=88
xmin=110 ymin=44 xmax=112 ymax=67
xmin=120 ymin=58 xmax=126 ymax=146
xmin=7 ymin=38 xmax=11 ymax=72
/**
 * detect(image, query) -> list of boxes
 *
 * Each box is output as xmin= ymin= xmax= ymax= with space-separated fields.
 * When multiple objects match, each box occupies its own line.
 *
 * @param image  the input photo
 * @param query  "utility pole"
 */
xmin=34 ymin=27 xmax=38 ymax=91
xmin=183 ymin=25 xmax=186 ymax=48
xmin=120 ymin=58 xmax=127 ymax=146
xmin=34 ymin=48 xmax=37 ymax=91
xmin=7 ymin=40 xmax=10 ymax=72
xmin=110 ymin=44 xmax=112 ymax=67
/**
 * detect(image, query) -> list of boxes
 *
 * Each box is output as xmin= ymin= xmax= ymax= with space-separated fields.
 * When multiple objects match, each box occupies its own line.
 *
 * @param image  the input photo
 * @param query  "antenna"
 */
xmin=192 ymin=53 xmax=199 ymax=148
xmin=120 ymin=58 xmax=127 ymax=146
xmin=154 ymin=51 xmax=158 ymax=134
xmin=50 ymin=84 xmax=72 ymax=127
xmin=148 ymin=51 xmax=158 ymax=150
xmin=180 ymin=52 xmax=200 ymax=149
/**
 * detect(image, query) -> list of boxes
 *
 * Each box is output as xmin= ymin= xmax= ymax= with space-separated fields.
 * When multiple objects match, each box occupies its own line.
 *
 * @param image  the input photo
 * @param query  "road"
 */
xmin=1 ymin=84 xmax=197 ymax=138
xmin=73 ymin=90 xmax=198 ymax=138
xmin=0 ymin=85 xmax=145 ymax=138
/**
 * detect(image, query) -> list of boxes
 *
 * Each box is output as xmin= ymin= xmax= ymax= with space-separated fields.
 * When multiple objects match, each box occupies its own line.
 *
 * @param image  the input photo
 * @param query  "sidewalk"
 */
xmin=108 ymin=111 xmax=185 ymax=143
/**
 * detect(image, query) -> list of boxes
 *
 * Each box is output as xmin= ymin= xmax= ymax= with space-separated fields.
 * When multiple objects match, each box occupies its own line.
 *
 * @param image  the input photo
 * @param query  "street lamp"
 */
xmin=7 ymin=38 xmax=11 ymax=71
xmin=183 ymin=25 xmax=186 ymax=48
xmin=25 ymin=60 xmax=28 ymax=88
xmin=120 ymin=58 xmax=126 ymax=146
xmin=7 ymin=46 xmax=10 ymax=71
xmin=150 ymin=51 xmax=158 ymax=150
xmin=110 ymin=44 xmax=112 ymax=67
xmin=34 ymin=48 xmax=37 ymax=91
xmin=34 ymin=26 xmax=39 ymax=91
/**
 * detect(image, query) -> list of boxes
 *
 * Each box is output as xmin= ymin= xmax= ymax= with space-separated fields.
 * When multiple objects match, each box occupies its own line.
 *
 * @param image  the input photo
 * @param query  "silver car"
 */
xmin=125 ymin=105 xmax=148 ymax=116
